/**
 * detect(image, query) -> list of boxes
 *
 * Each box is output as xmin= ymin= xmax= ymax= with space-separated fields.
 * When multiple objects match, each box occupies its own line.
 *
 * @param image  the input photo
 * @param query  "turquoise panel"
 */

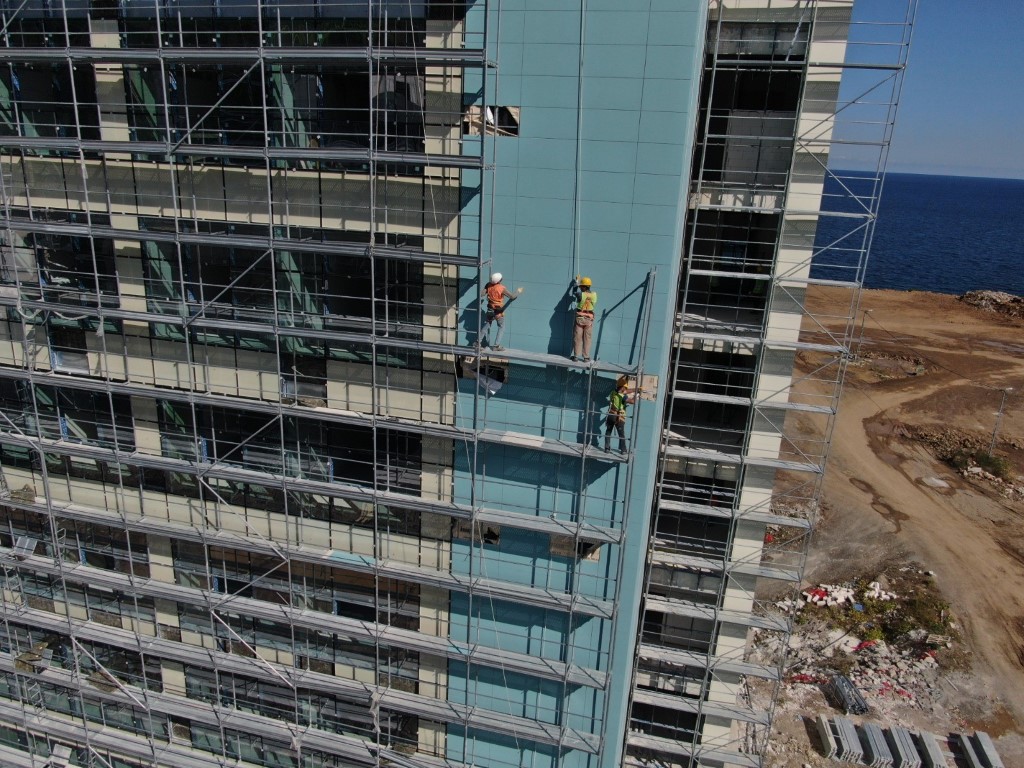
xmin=454 ymin=2 xmax=707 ymax=766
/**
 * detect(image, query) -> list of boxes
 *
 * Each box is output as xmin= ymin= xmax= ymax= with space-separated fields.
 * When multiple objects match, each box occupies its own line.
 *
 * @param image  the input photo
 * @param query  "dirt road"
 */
xmin=788 ymin=288 xmax=1024 ymax=762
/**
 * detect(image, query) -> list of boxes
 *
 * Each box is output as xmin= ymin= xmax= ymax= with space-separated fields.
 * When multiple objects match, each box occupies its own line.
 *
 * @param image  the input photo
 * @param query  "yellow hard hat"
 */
xmin=580 ymin=276 xmax=592 ymax=288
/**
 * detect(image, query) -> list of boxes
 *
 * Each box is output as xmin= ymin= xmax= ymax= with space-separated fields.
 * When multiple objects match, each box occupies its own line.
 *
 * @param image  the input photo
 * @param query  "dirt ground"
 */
xmin=765 ymin=288 xmax=1024 ymax=767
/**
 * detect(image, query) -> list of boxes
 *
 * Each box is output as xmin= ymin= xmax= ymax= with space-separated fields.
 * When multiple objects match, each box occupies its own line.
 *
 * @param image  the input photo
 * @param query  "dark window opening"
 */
xmin=452 ymin=519 xmax=501 ymax=545
xmin=0 ymin=63 xmax=99 ymax=144
xmin=31 ymin=231 xmax=118 ymax=308
xmin=463 ymin=105 xmax=519 ymax=137
xmin=687 ymin=210 xmax=781 ymax=273
xmin=673 ymin=346 xmax=757 ymax=399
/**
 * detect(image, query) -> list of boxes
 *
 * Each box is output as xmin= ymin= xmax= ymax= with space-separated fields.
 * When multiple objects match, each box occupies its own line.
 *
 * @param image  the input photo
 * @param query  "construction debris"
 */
xmin=824 ymin=673 xmax=869 ymax=715
xmin=784 ymin=581 xmax=898 ymax=612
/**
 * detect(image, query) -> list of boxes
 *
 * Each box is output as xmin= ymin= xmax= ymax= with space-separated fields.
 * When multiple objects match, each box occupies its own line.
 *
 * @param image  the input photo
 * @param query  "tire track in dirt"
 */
xmin=848 ymin=477 xmax=910 ymax=533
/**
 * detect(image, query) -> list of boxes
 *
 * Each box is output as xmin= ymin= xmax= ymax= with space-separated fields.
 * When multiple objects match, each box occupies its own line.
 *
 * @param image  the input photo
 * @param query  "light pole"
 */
xmin=855 ymin=308 xmax=873 ymax=361
xmin=989 ymin=388 xmax=1013 ymax=455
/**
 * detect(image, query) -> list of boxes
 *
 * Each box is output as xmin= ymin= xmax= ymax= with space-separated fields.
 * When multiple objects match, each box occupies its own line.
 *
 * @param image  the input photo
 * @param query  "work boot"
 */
xmin=570 ymin=354 xmax=577 ymax=362
xmin=492 ymin=345 xmax=505 ymax=352
xmin=603 ymin=439 xmax=610 ymax=452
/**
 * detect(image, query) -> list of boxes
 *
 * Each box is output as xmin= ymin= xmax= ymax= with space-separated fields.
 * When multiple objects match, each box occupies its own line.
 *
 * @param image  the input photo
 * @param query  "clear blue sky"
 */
xmin=886 ymin=0 xmax=1024 ymax=179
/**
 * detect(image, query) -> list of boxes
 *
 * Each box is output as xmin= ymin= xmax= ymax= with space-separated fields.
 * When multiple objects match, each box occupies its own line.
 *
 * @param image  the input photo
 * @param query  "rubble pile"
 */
xmin=963 ymin=464 xmax=1024 ymax=500
xmin=782 ymin=631 xmax=943 ymax=709
xmin=863 ymin=581 xmax=897 ymax=601
xmin=959 ymin=289 xmax=1024 ymax=319
xmin=909 ymin=425 xmax=984 ymax=458
xmin=845 ymin=639 xmax=940 ymax=702
xmin=777 ymin=582 xmax=897 ymax=612
xmin=906 ymin=425 xmax=1023 ymax=495
xmin=801 ymin=584 xmax=856 ymax=607
xmin=757 ymin=569 xmax=958 ymax=722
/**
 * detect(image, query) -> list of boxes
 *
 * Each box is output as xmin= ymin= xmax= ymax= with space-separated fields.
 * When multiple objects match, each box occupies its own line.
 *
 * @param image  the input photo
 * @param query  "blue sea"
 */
xmin=812 ymin=173 xmax=1024 ymax=295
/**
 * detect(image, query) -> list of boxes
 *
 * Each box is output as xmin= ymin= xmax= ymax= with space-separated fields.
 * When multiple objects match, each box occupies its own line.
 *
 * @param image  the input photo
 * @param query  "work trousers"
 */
xmin=484 ymin=310 xmax=505 ymax=347
xmin=573 ymin=314 xmax=594 ymax=359
xmin=604 ymin=413 xmax=627 ymax=452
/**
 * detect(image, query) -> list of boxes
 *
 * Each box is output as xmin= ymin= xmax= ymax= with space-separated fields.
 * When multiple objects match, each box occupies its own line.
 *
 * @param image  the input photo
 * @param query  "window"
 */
xmin=0 ymin=63 xmax=99 ymax=143
xmin=31 ymin=385 xmax=135 ymax=452
xmin=31 ymin=231 xmax=118 ymax=308
xmin=463 ymin=105 xmax=520 ymax=137
xmin=452 ymin=519 xmax=501 ymax=545
xmin=47 ymin=323 xmax=89 ymax=374
xmin=549 ymin=535 xmax=602 ymax=561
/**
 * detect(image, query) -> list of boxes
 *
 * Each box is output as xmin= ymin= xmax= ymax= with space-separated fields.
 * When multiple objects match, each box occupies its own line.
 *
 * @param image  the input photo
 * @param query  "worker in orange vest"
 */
xmin=481 ymin=272 xmax=520 ymax=351
xmin=570 ymin=275 xmax=597 ymax=362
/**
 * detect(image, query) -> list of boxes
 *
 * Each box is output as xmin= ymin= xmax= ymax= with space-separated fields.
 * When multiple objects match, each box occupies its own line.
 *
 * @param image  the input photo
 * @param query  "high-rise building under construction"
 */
xmin=0 ymin=1 xmax=913 ymax=767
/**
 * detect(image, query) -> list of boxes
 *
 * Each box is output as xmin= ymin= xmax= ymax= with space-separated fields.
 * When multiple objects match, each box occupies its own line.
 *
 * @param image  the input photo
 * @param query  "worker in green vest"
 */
xmin=604 ymin=376 xmax=636 ymax=453
xmin=570 ymin=275 xmax=597 ymax=362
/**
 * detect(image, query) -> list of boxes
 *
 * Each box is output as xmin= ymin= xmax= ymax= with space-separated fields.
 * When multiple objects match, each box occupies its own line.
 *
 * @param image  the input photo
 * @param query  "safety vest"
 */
xmin=485 ymin=283 xmax=507 ymax=311
xmin=576 ymin=290 xmax=597 ymax=315
xmin=609 ymin=388 xmax=628 ymax=414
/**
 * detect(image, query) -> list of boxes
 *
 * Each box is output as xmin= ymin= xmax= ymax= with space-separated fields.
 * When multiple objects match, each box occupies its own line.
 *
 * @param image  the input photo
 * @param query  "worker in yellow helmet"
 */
xmin=569 ymin=275 xmax=597 ymax=362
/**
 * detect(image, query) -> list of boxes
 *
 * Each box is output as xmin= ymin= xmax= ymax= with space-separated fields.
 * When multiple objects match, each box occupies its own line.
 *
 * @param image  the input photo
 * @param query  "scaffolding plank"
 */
xmin=15 ymin=601 xmax=606 ymax=718
xmin=0 ymin=422 xmax=627 ymax=533
xmin=475 ymin=346 xmax=638 ymax=375
xmin=631 ymin=687 xmax=770 ymax=726
xmin=1 ymin=136 xmax=486 ymax=169
xmin=0 ymin=45 xmax=490 ymax=66
xmin=0 ymin=699 xmax=248 ymax=768
xmin=624 ymin=732 xmax=761 ymax=768
xmin=6 ymin=552 xmax=609 ymax=688
xmin=643 ymin=595 xmax=789 ymax=633
xmin=0 ymin=215 xmax=479 ymax=267
xmin=648 ymin=548 xmax=801 ymax=583
xmin=655 ymin=494 xmax=812 ymax=531
xmin=677 ymin=330 xmax=846 ymax=354
xmin=636 ymin=642 xmax=779 ymax=681
xmin=669 ymin=387 xmax=834 ymax=415
xmin=0 ymin=652 xmax=602 ymax=756
xmin=0 ymin=357 xmax=628 ymax=465
xmin=661 ymin=442 xmax=821 ymax=473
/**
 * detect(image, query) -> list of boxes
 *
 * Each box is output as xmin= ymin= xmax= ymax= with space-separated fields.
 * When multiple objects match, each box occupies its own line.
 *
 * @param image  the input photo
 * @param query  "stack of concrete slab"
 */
xmin=959 ymin=734 xmax=985 ymax=768
xmin=884 ymin=726 xmax=922 ymax=768
xmin=833 ymin=717 xmax=865 ymax=763
xmin=815 ymin=717 xmax=1006 ymax=768
xmin=860 ymin=722 xmax=894 ymax=767
xmin=915 ymin=731 xmax=947 ymax=768
xmin=816 ymin=714 xmax=839 ymax=759
xmin=971 ymin=732 xmax=1005 ymax=768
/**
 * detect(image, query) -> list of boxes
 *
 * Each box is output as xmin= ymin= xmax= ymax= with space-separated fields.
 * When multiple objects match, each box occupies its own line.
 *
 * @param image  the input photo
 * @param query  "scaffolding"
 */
xmin=0 ymin=2 xmax=660 ymax=768
xmin=626 ymin=1 xmax=918 ymax=766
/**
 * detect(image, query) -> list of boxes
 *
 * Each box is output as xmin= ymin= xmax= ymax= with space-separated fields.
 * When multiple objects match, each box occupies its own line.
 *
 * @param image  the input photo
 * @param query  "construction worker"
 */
xmin=481 ymin=272 xmax=519 ymax=351
xmin=569 ymin=275 xmax=597 ymax=362
xmin=604 ymin=376 xmax=636 ymax=453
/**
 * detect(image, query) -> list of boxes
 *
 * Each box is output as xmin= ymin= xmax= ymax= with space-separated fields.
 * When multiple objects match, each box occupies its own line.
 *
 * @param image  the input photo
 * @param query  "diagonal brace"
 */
xmin=169 ymin=59 xmax=261 ymax=155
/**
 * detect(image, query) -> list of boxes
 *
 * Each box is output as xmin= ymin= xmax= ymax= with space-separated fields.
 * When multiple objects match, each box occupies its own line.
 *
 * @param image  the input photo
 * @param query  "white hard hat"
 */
xmin=490 ymin=272 xmax=503 ymax=283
